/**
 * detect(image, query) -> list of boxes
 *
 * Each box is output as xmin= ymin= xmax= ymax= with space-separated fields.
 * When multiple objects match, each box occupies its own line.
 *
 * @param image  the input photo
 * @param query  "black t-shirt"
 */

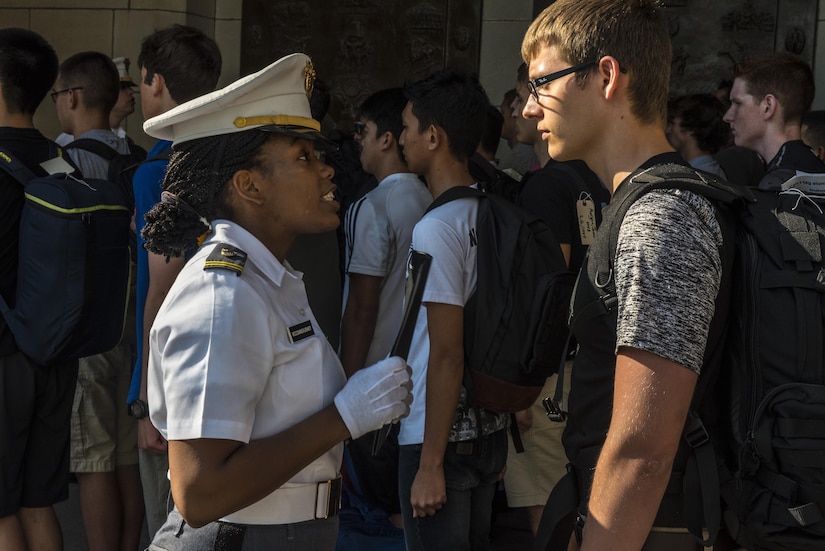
xmin=517 ymin=159 xmax=610 ymax=272
xmin=0 ymin=127 xmax=59 ymax=353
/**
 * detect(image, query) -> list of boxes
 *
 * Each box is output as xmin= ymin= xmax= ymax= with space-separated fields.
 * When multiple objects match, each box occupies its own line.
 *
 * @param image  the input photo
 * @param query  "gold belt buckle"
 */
xmin=314 ymin=477 xmax=342 ymax=520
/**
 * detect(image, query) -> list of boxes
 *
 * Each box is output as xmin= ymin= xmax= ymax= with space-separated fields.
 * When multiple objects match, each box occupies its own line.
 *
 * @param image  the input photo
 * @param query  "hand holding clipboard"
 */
xmin=371 ymin=250 xmax=432 ymax=455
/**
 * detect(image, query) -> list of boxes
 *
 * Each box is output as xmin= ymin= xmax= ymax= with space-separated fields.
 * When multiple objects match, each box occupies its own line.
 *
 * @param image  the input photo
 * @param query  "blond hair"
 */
xmin=522 ymin=0 xmax=671 ymax=125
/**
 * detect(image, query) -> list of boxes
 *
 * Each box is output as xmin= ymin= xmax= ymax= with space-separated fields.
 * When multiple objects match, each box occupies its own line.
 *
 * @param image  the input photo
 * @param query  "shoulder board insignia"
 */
xmin=203 ymin=243 xmax=247 ymax=276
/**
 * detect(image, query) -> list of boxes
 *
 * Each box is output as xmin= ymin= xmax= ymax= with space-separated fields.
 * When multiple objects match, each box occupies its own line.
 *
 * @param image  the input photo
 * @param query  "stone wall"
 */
xmin=1 ymin=0 xmax=242 ymax=150
xmin=1 ymin=0 xmax=823 ymax=152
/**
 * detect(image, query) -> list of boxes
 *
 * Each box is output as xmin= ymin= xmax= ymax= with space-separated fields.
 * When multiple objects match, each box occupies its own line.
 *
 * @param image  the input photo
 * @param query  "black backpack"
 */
xmin=555 ymin=163 xmax=825 ymax=551
xmin=0 ymin=146 xmax=132 ymax=365
xmin=469 ymin=152 xmax=524 ymax=203
xmin=426 ymin=185 xmax=573 ymax=414
xmin=65 ymin=137 xmax=147 ymax=209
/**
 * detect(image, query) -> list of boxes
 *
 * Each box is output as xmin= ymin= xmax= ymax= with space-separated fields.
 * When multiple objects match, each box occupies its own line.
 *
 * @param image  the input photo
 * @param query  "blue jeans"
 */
xmin=399 ymin=429 xmax=508 ymax=551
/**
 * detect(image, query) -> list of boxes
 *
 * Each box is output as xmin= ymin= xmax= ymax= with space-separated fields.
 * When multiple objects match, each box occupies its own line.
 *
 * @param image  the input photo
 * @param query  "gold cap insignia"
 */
xmin=304 ymin=60 xmax=316 ymax=99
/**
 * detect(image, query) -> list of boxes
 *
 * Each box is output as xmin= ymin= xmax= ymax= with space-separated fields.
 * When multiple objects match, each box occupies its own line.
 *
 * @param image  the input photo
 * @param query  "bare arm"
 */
xmin=339 ymin=273 xmax=382 ymax=378
xmin=560 ymin=243 xmax=572 ymax=269
xmin=580 ymin=347 xmax=697 ymax=551
xmin=138 ymin=251 xmax=185 ymax=454
xmin=410 ymin=302 xmax=464 ymax=518
xmin=169 ymin=405 xmax=351 ymax=528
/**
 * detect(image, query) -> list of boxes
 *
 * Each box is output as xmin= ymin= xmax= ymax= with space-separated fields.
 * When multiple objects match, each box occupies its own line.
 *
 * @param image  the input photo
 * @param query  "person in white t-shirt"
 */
xmin=140 ymin=53 xmax=412 ymax=551
xmin=340 ymin=87 xmax=431 ymax=527
xmin=397 ymin=68 xmax=508 ymax=551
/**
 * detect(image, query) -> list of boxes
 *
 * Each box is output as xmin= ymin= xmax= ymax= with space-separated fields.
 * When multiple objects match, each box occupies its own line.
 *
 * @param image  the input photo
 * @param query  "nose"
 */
xmin=723 ymin=105 xmax=734 ymax=124
xmin=321 ymin=159 xmax=335 ymax=180
xmin=522 ymin=95 xmax=540 ymax=120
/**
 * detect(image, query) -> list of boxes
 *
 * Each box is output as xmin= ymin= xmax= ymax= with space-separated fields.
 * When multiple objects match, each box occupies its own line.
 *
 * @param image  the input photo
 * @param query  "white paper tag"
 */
xmin=40 ymin=156 xmax=76 ymax=175
xmin=577 ymin=199 xmax=597 ymax=245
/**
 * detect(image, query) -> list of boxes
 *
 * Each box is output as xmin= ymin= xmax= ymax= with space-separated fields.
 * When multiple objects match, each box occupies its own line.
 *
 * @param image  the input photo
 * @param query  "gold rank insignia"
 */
xmin=203 ymin=243 xmax=247 ymax=276
xmin=304 ymin=60 xmax=316 ymax=99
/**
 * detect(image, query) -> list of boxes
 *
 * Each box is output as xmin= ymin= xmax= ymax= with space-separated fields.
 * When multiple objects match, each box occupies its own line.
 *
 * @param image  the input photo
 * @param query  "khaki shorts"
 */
xmin=503 ymin=362 xmax=572 ymax=508
xmin=70 ymin=336 xmax=138 ymax=472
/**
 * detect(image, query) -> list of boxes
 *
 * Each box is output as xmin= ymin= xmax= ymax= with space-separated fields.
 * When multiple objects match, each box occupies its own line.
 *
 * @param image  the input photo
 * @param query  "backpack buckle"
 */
xmin=683 ymin=412 xmax=709 ymax=448
xmin=542 ymin=396 xmax=567 ymax=422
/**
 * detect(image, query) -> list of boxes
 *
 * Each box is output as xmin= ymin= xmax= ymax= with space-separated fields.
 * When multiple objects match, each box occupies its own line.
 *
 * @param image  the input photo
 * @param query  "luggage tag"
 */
xmin=40 ymin=156 xmax=76 ymax=175
xmin=576 ymin=192 xmax=597 ymax=246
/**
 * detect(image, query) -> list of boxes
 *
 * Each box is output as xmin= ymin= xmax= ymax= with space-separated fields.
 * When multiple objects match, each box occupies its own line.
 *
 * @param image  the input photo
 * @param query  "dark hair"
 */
xmin=516 ymin=62 xmax=529 ymax=86
xmin=501 ymin=88 xmax=517 ymax=114
xmin=522 ymin=0 xmax=671 ymax=125
xmin=358 ymin=87 xmax=407 ymax=162
xmin=733 ymin=52 xmax=814 ymax=126
xmin=309 ymin=78 xmax=331 ymax=121
xmin=58 ymin=51 xmax=119 ymax=114
xmin=802 ymin=110 xmax=825 ymax=149
xmin=142 ymin=130 xmax=273 ymax=258
xmin=668 ymin=93 xmax=730 ymax=154
xmin=403 ymin=68 xmax=489 ymax=162
xmin=138 ymin=25 xmax=222 ymax=104
xmin=0 ymin=28 xmax=58 ymax=114
xmin=480 ymin=104 xmax=504 ymax=156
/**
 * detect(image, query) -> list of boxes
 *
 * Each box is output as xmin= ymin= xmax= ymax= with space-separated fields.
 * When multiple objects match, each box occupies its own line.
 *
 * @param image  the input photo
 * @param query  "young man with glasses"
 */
xmin=521 ymin=1 xmax=738 ymax=550
xmin=339 ymin=87 xmax=431 ymax=529
xmin=53 ymin=50 xmax=146 ymax=551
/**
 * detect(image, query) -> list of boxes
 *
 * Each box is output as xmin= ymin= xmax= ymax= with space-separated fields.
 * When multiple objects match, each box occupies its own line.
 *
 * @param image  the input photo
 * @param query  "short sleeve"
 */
xmin=614 ymin=189 xmax=723 ymax=373
xmin=151 ymin=272 xmax=277 ymax=442
xmin=412 ymin=205 xmax=474 ymax=308
xmin=346 ymin=196 xmax=390 ymax=277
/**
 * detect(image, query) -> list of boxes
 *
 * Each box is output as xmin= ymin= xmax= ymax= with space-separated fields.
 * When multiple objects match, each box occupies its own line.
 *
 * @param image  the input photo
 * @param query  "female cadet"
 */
xmin=140 ymin=54 xmax=412 ymax=550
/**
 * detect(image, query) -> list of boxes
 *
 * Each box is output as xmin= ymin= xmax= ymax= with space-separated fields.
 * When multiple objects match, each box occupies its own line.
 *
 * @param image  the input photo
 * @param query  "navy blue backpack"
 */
xmin=0 ymin=146 xmax=132 ymax=365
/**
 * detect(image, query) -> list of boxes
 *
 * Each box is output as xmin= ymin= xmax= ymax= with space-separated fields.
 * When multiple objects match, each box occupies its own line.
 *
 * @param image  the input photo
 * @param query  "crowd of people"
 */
xmin=1 ymin=0 xmax=824 ymax=550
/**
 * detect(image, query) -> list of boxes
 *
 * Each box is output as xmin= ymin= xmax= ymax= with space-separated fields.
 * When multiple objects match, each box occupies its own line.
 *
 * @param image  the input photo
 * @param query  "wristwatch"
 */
xmin=127 ymin=398 xmax=150 ymax=419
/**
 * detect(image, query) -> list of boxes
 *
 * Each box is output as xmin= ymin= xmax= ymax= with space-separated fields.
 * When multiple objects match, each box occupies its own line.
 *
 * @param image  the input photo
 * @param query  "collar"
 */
xmin=203 ymin=220 xmax=299 ymax=287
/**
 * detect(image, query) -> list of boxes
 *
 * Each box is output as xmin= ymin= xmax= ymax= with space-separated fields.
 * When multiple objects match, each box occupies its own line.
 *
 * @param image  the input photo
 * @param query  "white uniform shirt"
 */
xmin=398 ymin=196 xmax=478 ymax=446
xmin=148 ymin=220 xmax=346 ymax=519
xmin=342 ymin=172 xmax=432 ymax=367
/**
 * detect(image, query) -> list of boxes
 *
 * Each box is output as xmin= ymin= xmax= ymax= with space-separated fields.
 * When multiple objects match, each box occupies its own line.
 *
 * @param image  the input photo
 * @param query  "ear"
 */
xmin=67 ymin=89 xmax=80 ymax=110
xmin=597 ymin=55 xmax=624 ymax=101
xmin=427 ymin=124 xmax=440 ymax=151
xmin=762 ymin=94 xmax=778 ymax=120
xmin=229 ymin=168 xmax=265 ymax=206
xmin=379 ymin=131 xmax=394 ymax=152
xmin=816 ymin=145 xmax=825 ymax=163
xmin=149 ymin=72 xmax=166 ymax=98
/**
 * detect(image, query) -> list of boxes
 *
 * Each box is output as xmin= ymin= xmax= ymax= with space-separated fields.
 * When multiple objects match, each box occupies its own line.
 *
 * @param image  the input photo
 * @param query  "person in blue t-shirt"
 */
xmin=126 ymin=24 xmax=222 ymax=540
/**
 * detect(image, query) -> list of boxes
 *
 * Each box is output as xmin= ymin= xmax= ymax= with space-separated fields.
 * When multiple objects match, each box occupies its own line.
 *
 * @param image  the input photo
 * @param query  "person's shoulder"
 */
xmin=134 ymin=142 xmax=172 ymax=180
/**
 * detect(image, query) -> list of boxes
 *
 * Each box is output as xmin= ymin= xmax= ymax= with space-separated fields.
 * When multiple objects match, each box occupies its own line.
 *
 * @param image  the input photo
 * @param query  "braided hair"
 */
xmin=142 ymin=130 xmax=273 ymax=258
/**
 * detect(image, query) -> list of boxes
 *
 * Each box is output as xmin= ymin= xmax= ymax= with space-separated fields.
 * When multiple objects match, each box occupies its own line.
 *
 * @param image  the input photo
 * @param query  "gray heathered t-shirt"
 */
xmin=614 ymin=188 xmax=723 ymax=374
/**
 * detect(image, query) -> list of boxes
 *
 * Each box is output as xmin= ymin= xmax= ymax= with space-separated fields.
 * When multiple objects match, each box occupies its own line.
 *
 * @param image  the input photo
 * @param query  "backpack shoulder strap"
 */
xmin=65 ymin=138 xmax=119 ymax=161
xmin=144 ymin=149 xmax=172 ymax=163
xmin=424 ymin=185 xmax=485 ymax=214
xmin=0 ymin=146 xmax=39 ymax=185
xmin=596 ymin=163 xmax=752 ymax=295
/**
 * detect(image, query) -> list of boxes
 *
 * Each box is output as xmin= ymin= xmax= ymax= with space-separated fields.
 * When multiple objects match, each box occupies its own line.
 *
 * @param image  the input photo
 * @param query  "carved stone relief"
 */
xmin=532 ymin=0 xmax=816 ymax=98
xmin=241 ymin=0 xmax=482 ymax=128
xmin=664 ymin=0 xmax=816 ymax=97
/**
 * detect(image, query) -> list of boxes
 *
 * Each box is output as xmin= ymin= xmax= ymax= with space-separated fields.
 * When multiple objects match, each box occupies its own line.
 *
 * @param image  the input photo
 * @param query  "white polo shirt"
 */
xmin=148 ymin=220 xmax=346 ymax=519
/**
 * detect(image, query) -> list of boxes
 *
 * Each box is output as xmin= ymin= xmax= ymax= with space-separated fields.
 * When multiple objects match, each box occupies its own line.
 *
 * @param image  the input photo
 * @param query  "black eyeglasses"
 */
xmin=528 ymin=60 xmax=630 ymax=102
xmin=527 ymin=61 xmax=599 ymax=101
xmin=353 ymin=121 xmax=367 ymax=137
xmin=50 ymin=86 xmax=83 ymax=102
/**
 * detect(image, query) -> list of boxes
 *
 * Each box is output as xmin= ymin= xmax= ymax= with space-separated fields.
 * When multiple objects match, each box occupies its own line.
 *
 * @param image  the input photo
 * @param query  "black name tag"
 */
xmin=287 ymin=320 xmax=315 ymax=343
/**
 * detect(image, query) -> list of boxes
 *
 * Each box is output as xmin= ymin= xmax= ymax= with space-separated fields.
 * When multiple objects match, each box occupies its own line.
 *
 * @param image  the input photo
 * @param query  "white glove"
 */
xmin=334 ymin=356 xmax=412 ymax=440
